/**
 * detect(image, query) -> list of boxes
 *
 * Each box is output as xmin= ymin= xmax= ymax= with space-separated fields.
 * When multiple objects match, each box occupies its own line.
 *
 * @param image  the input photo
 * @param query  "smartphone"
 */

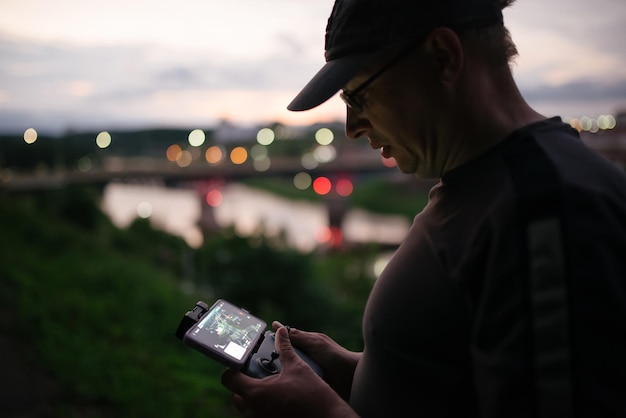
xmin=182 ymin=299 xmax=267 ymax=370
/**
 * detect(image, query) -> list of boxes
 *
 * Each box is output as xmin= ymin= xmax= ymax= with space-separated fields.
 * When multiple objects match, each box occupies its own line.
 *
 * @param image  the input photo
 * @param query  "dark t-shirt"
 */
xmin=350 ymin=118 xmax=626 ymax=417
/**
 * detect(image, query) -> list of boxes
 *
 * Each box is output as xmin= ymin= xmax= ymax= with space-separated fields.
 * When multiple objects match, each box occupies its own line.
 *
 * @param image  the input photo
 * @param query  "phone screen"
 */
xmin=185 ymin=299 xmax=266 ymax=364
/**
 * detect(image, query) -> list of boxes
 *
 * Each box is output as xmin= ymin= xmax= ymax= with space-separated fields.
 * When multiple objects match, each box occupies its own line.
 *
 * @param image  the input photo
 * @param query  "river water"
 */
xmin=101 ymin=182 xmax=411 ymax=253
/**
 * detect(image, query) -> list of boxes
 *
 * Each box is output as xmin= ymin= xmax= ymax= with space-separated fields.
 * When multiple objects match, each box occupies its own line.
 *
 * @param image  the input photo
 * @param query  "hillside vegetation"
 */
xmin=0 ymin=186 xmax=378 ymax=417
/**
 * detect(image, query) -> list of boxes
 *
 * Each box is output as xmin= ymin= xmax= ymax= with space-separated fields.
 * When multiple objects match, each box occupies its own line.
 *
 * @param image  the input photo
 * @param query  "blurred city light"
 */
xmin=166 ymin=144 xmax=183 ymax=162
xmin=96 ymin=131 xmax=112 ymax=149
xmin=301 ymin=152 xmax=318 ymax=170
xmin=23 ymin=128 xmax=37 ymax=144
xmin=315 ymin=226 xmax=343 ymax=247
xmin=597 ymin=114 xmax=617 ymax=130
xmin=206 ymin=189 xmax=223 ymax=207
xmin=315 ymin=128 xmax=334 ymax=145
xmin=336 ymin=178 xmax=353 ymax=197
xmin=315 ymin=226 xmax=332 ymax=244
xmin=1 ymin=169 xmax=13 ymax=183
xmin=382 ymin=156 xmax=397 ymax=168
xmin=176 ymin=150 xmax=193 ymax=167
xmin=250 ymin=144 xmax=268 ymax=160
xmin=77 ymin=156 xmax=93 ymax=173
xmin=205 ymin=145 xmax=224 ymax=164
xmin=136 ymin=201 xmax=153 ymax=219
xmin=312 ymin=176 xmax=332 ymax=195
xmin=373 ymin=253 xmax=393 ymax=278
xmin=313 ymin=145 xmax=337 ymax=163
xmin=256 ymin=128 xmax=275 ymax=145
xmin=293 ymin=172 xmax=312 ymax=190
xmin=565 ymin=114 xmax=617 ymax=132
xmin=253 ymin=156 xmax=271 ymax=172
xmin=230 ymin=147 xmax=248 ymax=165
xmin=188 ymin=129 xmax=206 ymax=147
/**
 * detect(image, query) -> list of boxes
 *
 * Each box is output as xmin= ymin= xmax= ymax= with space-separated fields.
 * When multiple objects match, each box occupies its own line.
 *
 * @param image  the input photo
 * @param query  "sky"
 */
xmin=0 ymin=0 xmax=625 ymax=135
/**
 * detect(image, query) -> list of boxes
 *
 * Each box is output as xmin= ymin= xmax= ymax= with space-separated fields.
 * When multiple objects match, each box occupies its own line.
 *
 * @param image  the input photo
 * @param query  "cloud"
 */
xmin=0 ymin=32 xmax=339 ymax=134
xmin=0 ymin=32 xmax=319 ymax=113
xmin=505 ymin=0 xmax=626 ymax=52
xmin=0 ymin=0 xmax=624 ymax=134
xmin=505 ymin=0 xmax=626 ymax=87
xmin=522 ymin=80 xmax=626 ymax=102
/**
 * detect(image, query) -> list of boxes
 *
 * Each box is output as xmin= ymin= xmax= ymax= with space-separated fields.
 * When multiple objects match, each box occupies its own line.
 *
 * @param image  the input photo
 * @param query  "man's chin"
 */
xmin=394 ymin=159 xmax=419 ymax=175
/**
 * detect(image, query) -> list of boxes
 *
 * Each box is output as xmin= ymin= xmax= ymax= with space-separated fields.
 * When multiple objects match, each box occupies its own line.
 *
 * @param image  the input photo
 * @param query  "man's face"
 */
xmin=343 ymin=44 xmax=455 ymax=178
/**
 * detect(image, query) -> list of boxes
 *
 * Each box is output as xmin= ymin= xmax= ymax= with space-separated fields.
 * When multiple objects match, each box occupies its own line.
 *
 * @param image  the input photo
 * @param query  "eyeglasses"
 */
xmin=340 ymin=41 xmax=420 ymax=113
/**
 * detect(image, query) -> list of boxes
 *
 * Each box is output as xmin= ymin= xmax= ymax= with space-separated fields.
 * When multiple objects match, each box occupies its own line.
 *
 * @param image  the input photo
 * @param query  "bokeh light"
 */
xmin=77 ymin=156 xmax=93 ymax=173
xmin=301 ymin=153 xmax=318 ymax=170
xmin=293 ymin=172 xmax=312 ymax=190
xmin=206 ymin=189 xmax=223 ymax=207
xmin=315 ymin=226 xmax=332 ymax=244
xmin=250 ymin=144 xmax=268 ymax=160
xmin=205 ymin=145 xmax=224 ymax=164
xmin=597 ymin=114 xmax=617 ymax=130
xmin=256 ymin=128 xmax=275 ymax=145
xmin=166 ymin=144 xmax=183 ymax=162
xmin=230 ymin=147 xmax=248 ymax=165
xmin=96 ymin=131 xmax=112 ymax=149
xmin=253 ymin=156 xmax=271 ymax=172
xmin=373 ymin=253 xmax=393 ymax=277
xmin=336 ymin=178 xmax=353 ymax=197
xmin=315 ymin=128 xmax=334 ymax=145
xmin=1 ymin=168 xmax=13 ymax=183
xmin=188 ymin=129 xmax=206 ymax=147
xmin=382 ymin=156 xmax=397 ymax=168
xmin=176 ymin=150 xmax=193 ymax=167
xmin=136 ymin=201 xmax=153 ymax=219
xmin=314 ymin=226 xmax=343 ymax=247
xmin=313 ymin=145 xmax=336 ymax=163
xmin=23 ymin=128 xmax=37 ymax=144
xmin=566 ymin=114 xmax=617 ymax=132
xmin=580 ymin=116 xmax=593 ymax=132
xmin=313 ymin=176 xmax=332 ymax=195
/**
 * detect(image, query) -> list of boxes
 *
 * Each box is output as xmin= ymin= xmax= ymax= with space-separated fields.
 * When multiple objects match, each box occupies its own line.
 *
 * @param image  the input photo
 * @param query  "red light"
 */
xmin=336 ymin=179 xmax=353 ymax=197
xmin=314 ymin=226 xmax=343 ymax=247
xmin=206 ymin=190 xmax=223 ymax=207
xmin=329 ymin=226 xmax=343 ymax=248
xmin=313 ymin=177 xmax=332 ymax=195
xmin=315 ymin=226 xmax=332 ymax=243
xmin=382 ymin=156 xmax=397 ymax=168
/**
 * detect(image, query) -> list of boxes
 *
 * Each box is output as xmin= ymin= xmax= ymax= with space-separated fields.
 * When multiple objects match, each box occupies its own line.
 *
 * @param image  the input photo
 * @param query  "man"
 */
xmin=222 ymin=0 xmax=626 ymax=417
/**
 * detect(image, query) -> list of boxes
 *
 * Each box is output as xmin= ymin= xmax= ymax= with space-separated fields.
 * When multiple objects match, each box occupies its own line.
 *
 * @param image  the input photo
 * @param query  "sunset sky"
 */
xmin=0 ymin=0 xmax=625 ymax=135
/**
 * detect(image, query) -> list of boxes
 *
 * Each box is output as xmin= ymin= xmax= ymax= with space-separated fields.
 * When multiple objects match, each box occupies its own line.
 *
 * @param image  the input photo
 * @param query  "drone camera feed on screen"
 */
xmin=188 ymin=300 xmax=266 ymax=362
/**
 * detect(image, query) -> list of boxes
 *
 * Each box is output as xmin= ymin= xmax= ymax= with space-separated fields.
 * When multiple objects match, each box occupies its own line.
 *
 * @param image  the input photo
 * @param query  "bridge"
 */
xmin=0 ymin=142 xmax=399 ymax=192
xmin=2 ymin=122 xmax=625 ymax=194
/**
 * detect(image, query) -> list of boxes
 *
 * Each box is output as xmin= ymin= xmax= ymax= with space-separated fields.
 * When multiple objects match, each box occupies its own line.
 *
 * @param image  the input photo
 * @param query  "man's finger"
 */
xmin=221 ymin=368 xmax=256 ymax=396
xmin=232 ymin=393 xmax=245 ymax=414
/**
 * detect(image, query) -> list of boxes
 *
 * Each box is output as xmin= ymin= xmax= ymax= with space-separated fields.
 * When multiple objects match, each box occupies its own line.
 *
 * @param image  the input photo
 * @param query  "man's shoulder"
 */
xmin=500 ymin=117 xmax=626 ymax=191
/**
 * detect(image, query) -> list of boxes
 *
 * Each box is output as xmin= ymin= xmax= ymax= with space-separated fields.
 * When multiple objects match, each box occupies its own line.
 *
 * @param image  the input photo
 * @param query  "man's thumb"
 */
xmin=275 ymin=326 xmax=297 ymax=361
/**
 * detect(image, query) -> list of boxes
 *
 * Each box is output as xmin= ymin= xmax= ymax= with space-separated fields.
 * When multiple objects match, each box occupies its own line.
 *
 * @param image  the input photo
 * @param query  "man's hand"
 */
xmin=221 ymin=326 xmax=358 ymax=418
xmin=272 ymin=321 xmax=362 ymax=400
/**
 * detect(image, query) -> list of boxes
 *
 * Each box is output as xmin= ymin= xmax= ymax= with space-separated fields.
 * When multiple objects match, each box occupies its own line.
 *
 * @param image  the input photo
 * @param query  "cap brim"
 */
xmin=287 ymin=52 xmax=376 ymax=112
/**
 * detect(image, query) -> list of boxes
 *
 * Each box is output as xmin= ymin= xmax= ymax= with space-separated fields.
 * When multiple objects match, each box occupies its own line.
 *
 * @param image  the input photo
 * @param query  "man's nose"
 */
xmin=345 ymin=106 xmax=371 ymax=140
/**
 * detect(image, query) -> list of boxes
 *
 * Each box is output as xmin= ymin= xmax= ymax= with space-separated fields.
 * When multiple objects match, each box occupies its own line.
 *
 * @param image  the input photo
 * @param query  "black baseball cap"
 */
xmin=287 ymin=0 xmax=503 ymax=111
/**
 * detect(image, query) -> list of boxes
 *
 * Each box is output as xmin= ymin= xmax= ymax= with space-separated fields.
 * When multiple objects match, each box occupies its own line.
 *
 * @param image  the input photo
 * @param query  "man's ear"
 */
xmin=423 ymin=27 xmax=464 ymax=85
